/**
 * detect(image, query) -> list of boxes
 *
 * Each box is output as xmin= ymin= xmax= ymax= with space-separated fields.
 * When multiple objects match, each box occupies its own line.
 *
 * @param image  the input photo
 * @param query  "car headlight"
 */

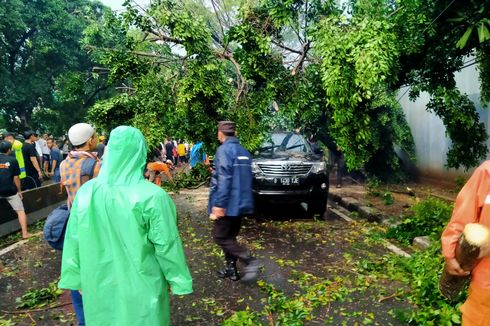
xmin=252 ymin=162 xmax=262 ymax=174
xmin=310 ymin=161 xmax=326 ymax=173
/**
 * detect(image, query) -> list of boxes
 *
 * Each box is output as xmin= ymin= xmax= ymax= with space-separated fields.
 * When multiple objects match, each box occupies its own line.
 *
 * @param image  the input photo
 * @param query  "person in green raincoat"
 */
xmin=59 ymin=126 xmax=193 ymax=325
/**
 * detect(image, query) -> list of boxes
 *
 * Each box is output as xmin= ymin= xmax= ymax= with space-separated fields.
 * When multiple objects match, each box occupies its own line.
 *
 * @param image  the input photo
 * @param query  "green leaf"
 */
xmin=477 ymin=23 xmax=490 ymax=43
xmin=456 ymin=27 xmax=473 ymax=49
xmin=451 ymin=313 xmax=461 ymax=324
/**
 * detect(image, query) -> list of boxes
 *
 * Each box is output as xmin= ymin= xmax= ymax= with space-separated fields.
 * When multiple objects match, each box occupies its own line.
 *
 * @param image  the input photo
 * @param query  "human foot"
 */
xmin=22 ymin=233 xmax=34 ymax=239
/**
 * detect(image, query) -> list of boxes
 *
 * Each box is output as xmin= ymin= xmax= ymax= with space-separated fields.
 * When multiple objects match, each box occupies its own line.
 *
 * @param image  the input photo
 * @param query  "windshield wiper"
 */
xmin=285 ymin=144 xmax=305 ymax=150
xmin=259 ymin=144 xmax=280 ymax=152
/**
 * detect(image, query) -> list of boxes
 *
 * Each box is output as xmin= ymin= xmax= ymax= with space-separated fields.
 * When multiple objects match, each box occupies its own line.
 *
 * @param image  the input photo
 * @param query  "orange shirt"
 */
xmin=147 ymin=162 xmax=172 ymax=180
xmin=441 ymin=160 xmax=490 ymax=289
xmin=60 ymin=152 xmax=101 ymax=208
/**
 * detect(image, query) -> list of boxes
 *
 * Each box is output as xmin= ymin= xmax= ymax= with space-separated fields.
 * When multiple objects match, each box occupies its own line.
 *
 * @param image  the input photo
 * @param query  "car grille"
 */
xmin=258 ymin=163 xmax=312 ymax=176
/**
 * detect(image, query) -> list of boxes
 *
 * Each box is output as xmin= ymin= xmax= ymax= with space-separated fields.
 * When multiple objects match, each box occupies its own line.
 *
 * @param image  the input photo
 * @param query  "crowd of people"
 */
xmin=0 ymin=128 xmax=205 ymax=239
xmin=0 ymin=131 xmax=107 ymax=238
xmin=1 ymin=121 xmax=259 ymax=325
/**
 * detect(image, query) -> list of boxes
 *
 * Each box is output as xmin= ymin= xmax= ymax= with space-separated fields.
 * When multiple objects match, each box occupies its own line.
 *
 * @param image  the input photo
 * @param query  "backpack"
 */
xmin=44 ymin=157 xmax=98 ymax=250
xmin=43 ymin=204 xmax=70 ymax=250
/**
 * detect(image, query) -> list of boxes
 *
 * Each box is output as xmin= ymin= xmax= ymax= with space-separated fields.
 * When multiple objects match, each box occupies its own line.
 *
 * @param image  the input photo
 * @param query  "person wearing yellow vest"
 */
xmin=0 ymin=140 xmax=32 ymax=238
xmin=3 ymin=133 xmax=27 ymax=180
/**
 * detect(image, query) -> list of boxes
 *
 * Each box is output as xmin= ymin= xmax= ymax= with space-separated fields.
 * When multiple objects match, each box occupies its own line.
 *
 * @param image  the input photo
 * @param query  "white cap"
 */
xmin=68 ymin=123 xmax=95 ymax=146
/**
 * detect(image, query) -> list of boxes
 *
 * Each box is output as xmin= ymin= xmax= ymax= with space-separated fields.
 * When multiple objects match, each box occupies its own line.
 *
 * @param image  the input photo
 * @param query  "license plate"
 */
xmin=274 ymin=177 xmax=300 ymax=185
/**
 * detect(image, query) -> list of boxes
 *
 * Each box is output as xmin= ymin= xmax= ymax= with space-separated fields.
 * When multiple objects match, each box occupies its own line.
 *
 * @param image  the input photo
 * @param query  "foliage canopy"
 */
xmin=2 ymin=0 xmax=490 ymax=174
xmin=0 ymin=0 xmax=114 ymax=135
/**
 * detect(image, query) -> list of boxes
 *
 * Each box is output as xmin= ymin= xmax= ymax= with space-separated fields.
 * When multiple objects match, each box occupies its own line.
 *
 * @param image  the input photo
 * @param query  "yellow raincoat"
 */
xmin=59 ymin=126 xmax=193 ymax=325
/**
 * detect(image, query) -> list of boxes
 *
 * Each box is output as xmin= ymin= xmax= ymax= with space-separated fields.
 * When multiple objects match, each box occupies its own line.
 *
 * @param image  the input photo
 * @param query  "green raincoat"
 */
xmin=59 ymin=126 xmax=193 ymax=326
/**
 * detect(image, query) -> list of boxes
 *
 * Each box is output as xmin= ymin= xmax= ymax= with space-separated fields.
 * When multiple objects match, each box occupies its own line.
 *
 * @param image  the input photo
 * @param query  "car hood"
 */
xmin=253 ymin=152 xmax=320 ymax=161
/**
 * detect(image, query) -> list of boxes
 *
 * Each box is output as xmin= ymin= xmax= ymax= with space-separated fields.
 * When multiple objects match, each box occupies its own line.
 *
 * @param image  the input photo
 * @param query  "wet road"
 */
xmin=0 ymin=187 xmax=413 ymax=325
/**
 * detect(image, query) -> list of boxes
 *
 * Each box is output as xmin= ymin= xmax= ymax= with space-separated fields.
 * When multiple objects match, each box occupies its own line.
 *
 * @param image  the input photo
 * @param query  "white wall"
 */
xmin=398 ymin=58 xmax=490 ymax=178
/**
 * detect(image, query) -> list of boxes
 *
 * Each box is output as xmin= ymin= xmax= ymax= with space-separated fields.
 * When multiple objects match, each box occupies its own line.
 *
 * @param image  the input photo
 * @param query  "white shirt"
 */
xmin=40 ymin=138 xmax=50 ymax=155
xmin=35 ymin=140 xmax=43 ymax=157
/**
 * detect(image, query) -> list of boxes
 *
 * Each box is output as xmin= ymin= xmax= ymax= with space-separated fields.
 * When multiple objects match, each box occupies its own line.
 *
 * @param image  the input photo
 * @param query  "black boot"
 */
xmin=217 ymin=259 xmax=240 ymax=281
xmin=240 ymin=258 xmax=262 ymax=283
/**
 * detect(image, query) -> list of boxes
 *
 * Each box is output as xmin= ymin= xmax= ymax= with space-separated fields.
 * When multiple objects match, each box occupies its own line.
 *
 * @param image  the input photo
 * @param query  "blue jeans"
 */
xmin=52 ymin=169 xmax=61 ymax=183
xmin=70 ymin=290 xmax=85 ymax=325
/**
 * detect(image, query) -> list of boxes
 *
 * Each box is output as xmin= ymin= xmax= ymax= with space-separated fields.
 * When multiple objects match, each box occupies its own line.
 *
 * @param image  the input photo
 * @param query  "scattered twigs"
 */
xmin=378 ymin=292 xmax=405 ymax=302
xmin=346 ymin=176 xmax=362 ymax=185
xmin=27 ymin=312 xmax=36 ymax=324
xmin=328 ymin=265 xmax=367 ymax=278
xmin=188 ymin=181 xmax=207 ymax=190
xmin=267 ymin=312 xmax=274 ymax=326
xmin=1 ymin=302 xmax=72 ymax=315
xmin=388 ymin=188 xmax=416 ymax=197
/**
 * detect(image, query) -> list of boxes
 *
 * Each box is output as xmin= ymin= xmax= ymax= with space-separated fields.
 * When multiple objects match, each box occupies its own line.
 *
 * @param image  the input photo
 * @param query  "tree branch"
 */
xmin=211 ymin=0 xmax=227 ymax=41
xmin=388 ymin=6 xmax=404 ymax=18
xmin=85 ymin=45 xmax=185 ymax=61
xmin=115 ymin=83 xmax=135 ymax=94
xmin=216 ymin=50 xmax=247 ymax=102
xmin=292 ymin=41 xmax=311 ymax=75
xmin=271 ymin=40 xmax=303 ymax=55
xmin=146 ymin=28 xmax=184 ymax=44
xmin=219 ymin=0 xmax=233 ymax=27
xmin=83 ymin=84 xmax=111 ymax=108
xmin=8 ymin=28 xmax=38 ymax=74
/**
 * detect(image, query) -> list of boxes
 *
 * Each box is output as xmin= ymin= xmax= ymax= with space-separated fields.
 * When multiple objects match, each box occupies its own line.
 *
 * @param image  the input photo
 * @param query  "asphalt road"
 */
xmin=0 ymin=187 xmax=414 ymax=325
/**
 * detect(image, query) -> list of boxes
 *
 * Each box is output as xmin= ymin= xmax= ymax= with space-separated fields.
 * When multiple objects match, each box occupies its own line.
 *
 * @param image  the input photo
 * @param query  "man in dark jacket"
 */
xmin=208 ymin=121 xmax=261 ymax=282
xmin=22 ymin=130 xmax=43 ymax=190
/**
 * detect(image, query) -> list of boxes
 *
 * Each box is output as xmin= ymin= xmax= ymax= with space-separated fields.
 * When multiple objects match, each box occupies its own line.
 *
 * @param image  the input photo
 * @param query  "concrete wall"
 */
xmin=0 ymin=183 xmax=66 ymax=237
xmin=398 ymin=58 xmax=490 ymax=180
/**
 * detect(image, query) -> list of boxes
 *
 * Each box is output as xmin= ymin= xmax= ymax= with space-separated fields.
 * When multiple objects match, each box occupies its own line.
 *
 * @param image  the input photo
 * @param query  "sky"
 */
xmin=100 ymin=0 xmax=150 ymax=11
xmin=100 ymin=0 xmax=125 ymax=11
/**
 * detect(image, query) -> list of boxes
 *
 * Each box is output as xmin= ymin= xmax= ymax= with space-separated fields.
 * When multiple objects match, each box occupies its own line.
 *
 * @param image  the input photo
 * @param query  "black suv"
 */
xmin=252 ymin=132 xmax=329 ymax=216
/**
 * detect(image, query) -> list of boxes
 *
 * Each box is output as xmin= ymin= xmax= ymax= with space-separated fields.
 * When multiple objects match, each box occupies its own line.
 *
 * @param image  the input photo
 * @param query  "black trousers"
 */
xmin=21 ymin=175 xmax=41 ymax=190
xmin=212 ymin=216 xmax=248 ymax=261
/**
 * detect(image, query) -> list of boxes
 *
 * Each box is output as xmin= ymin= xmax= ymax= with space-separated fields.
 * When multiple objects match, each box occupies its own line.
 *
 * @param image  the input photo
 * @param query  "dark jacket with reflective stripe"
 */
xmin=208 ymin=137 xmax=254 ymax=216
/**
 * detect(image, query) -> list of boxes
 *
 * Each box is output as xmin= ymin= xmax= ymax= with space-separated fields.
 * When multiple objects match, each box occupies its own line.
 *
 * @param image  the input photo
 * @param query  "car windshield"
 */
xmin=259 ymin=133 xmax=310 ymax=155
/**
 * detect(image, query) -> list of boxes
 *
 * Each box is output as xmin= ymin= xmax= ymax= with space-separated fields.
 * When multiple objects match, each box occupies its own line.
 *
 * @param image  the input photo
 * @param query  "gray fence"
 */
xmin=0 ymin=183 xmax=66 ymax=237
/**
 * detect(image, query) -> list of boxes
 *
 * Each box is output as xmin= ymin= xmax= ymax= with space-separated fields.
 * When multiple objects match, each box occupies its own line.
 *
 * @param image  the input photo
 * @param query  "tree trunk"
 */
xmin=439 ymin=223 xmax=490 ymax=300
xmin=18 ymin=108 xmax=31 ymax=129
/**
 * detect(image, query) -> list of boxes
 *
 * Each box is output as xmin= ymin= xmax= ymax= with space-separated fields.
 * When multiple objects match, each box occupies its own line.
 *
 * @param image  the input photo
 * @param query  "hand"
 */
xmin=18 ymin=192 xmax=23 ymax=200
xmin=445 ymin=257 xmax=470 ymax=277
xmin=212 ymin=207 xmax=226 ymax=218
xmin=38 ymin=171 xmax=43 ymax=179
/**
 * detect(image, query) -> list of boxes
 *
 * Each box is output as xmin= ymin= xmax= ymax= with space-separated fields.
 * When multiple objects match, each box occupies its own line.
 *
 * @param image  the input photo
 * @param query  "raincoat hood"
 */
xmin=97 ymin=126 xmax=147 ymax=185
